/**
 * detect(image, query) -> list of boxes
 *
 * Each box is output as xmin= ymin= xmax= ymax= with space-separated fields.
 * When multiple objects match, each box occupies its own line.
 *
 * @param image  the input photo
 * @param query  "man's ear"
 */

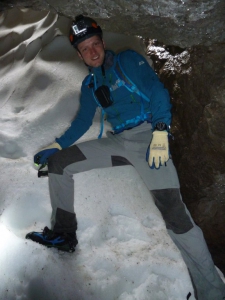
xmin=77 ymin=50 xmax=83 ymax=60
xmin=102 ymin=39 xmax=106 ymax=49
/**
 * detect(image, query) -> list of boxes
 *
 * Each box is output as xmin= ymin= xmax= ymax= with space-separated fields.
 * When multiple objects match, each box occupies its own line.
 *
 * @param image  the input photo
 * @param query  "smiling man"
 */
xmin=77 ymin=35 xmax=105 ymax=67
xmin=26 ymin=15 xmax=225 ymax=300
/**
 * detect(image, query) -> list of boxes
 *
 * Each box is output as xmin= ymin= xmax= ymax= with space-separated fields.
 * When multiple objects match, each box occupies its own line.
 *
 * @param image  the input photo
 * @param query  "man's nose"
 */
xmin=90 ymin=47 xmax=97 ymax=55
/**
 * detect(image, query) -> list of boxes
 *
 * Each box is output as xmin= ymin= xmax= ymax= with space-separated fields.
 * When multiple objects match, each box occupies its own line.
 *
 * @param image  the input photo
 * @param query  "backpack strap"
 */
xmin=85 ymin=73 xmax=105 ymax=139
xmin=114 ymin=52 xmax=150 ymax=102
xmin=112 ymin=52 xmax=151 ymax=133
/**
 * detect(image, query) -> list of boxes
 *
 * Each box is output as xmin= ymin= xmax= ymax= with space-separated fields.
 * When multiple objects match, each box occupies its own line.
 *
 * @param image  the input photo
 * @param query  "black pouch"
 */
xmin=94 ymin=85 xmax=113 ymax=108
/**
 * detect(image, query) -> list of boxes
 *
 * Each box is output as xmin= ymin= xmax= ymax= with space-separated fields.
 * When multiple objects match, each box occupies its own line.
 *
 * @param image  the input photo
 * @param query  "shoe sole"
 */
xmin=46 ymin=243 xmax=76 ymax=253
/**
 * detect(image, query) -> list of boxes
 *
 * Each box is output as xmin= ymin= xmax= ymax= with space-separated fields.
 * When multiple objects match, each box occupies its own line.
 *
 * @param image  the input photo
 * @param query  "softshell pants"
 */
xmin=48 ymin=122 xmax=225 ymax=300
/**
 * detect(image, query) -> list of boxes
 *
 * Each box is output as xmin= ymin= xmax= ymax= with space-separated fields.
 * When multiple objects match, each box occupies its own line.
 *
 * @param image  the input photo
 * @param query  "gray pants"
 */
xmin=48 ymin=122 xmax=225 ymax=300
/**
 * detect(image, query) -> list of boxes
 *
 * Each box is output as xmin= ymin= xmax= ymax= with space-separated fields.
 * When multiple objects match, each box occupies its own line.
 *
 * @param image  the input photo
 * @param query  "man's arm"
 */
xmin=56 ymin=83 xmax=98 ymax=148
xmin=33 ymin=83 xmax=97 ymax=167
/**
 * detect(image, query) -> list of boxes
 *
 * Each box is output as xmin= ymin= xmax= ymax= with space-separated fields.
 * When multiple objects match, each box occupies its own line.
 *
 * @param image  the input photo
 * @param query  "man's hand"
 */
xmin=148 ymin=131 xmax=169 ymax=169
xmin=34 ymin=142 xmax=62 ymax=166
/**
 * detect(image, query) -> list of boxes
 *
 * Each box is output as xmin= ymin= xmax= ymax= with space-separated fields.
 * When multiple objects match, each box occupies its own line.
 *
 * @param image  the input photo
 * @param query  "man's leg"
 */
xmin=119 ymin=125 xmax=225 ymax=299
xmin=134 ymin=155 xmax=225 ymax=299
xmin=151 ymin=189 xmax=225 ymax=300
xmin=26 ymin=136 xmax=127 ymax=251
xmin=48 ymin=136 xmax=129 ymax=233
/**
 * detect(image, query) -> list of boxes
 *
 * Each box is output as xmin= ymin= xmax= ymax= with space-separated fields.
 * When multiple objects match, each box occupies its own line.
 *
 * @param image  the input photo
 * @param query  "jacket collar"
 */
xmin=89 ymin=50 xmax=116 ymax=76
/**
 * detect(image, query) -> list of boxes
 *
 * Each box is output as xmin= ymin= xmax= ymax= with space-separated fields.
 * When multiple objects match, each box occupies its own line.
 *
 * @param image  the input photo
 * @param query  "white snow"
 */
xmin=0 ymin=7 xmax=199 ymax=300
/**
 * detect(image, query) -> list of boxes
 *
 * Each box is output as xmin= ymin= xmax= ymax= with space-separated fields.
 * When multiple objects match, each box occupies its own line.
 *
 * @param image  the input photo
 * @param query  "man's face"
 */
xmin=77 ymin=35 xmax=105 ymax=68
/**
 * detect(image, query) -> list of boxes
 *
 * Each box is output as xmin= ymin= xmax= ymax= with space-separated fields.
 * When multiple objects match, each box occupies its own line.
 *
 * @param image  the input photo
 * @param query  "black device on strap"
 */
xmin=94 ymin=85 xmax=113 ymax=108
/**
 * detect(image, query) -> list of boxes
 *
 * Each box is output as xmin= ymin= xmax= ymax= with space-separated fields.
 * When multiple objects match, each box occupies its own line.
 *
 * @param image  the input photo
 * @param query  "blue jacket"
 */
xmin=56 ymin=50 xmax=171 ymax=149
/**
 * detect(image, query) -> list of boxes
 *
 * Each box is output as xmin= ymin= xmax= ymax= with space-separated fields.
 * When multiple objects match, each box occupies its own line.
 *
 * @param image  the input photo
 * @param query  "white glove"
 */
xmin=40 ymin=142 xmax=62 ymax=151
xmin=148 ymin=131 xmax=169 ymax=168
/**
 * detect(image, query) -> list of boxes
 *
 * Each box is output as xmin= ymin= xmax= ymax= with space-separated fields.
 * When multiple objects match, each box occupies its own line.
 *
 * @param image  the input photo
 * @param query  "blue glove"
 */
xmin=34 ymin=142 xmax=62 ymax=166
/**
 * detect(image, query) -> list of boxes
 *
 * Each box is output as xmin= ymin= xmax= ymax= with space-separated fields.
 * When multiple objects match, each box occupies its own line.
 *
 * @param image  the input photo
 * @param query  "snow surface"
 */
xmin=0 ymin=8 xmax=199 ymax=300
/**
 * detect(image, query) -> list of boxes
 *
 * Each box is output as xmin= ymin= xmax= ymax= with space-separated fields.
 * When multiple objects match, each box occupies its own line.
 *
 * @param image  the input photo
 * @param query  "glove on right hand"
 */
xmin=148 ymin=131 xmax=169 ymax=169
xmin=34 ymin=142 xmax=62 ymax=166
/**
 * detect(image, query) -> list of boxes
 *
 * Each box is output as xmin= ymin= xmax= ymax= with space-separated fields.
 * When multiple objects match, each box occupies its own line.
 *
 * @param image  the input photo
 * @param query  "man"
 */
xmin=26 ymin=15 xmax=225 ymax=299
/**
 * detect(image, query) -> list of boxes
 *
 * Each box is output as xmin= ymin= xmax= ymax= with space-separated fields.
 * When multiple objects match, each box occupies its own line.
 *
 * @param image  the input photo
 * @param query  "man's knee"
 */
xmin=48 ymin=145 xmax=87 ymax=175
xmin=111 ymin=156 xmax=133 ymax=167
xmin=151 ymin=188 xmax=193 ymax=234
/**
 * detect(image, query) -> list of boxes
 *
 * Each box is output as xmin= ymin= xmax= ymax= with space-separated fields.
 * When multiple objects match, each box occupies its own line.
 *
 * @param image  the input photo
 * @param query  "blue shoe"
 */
xmin=26 ymin=226 xmax=78 ymax=253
